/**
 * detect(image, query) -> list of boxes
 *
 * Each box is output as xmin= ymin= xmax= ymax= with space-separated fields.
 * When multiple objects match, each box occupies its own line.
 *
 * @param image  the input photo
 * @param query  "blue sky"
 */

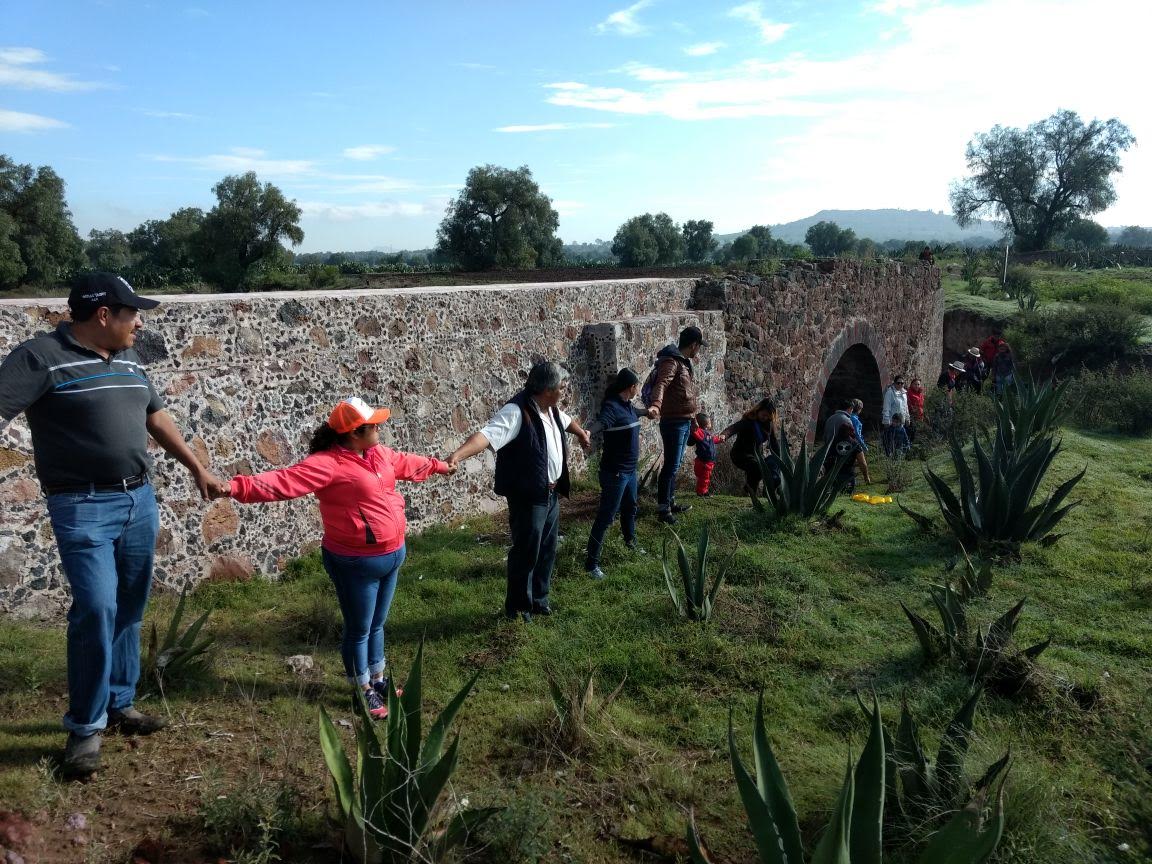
xmin=2 ymin=0 xmax=1148 ymax=252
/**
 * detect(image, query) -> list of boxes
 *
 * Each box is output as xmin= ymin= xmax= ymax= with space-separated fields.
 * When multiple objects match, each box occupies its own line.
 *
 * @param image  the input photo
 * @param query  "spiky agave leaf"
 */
xmin=810 ymin=757 xmax=855 ymax=864
xmin=849 ymin=693 xmax=885 ymax=864
xmin=901 ymin=602 xmax=948 ymax=662
xmin=728 ymin=705 xmax=802 ymax=864
xmin=935 ymin=688 xmax=983 ymax=806
xmin=916 ymin=768 xmax=1008 ymax=864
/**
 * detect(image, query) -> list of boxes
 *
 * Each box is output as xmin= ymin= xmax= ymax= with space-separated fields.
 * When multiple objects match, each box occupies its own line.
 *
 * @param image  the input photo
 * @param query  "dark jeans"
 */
xmin=47 ymin=484 xmax=159 ymax=737
xmin=506 ymin=491 xmax=560 ymax=613
xmin=734 ymin=453 xmax=780 ymax=496
xmin=321 ymin=544 xmax=405 ymax=685
xmin=657 ymin=418 xmax=692 ymax=513
xmin=585 ymin=468 xmax=638 ymax=570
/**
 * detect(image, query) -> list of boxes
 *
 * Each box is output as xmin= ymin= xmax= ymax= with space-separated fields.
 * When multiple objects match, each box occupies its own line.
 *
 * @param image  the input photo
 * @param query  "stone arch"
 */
xmin=807 ymin=319 xmax=891 ymax=442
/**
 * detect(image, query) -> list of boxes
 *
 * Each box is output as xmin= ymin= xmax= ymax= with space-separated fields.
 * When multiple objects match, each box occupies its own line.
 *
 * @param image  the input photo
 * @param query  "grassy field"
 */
xmin=1 ymin=429 xmax=1150 ymax=863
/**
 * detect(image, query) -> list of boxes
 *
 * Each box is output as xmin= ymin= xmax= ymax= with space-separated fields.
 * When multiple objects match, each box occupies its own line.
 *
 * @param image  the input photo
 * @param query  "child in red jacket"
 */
xmin=690 ymin=412 xmax=724 ymax=496
xmin=213 ymin=397 xmax=454 ymax=719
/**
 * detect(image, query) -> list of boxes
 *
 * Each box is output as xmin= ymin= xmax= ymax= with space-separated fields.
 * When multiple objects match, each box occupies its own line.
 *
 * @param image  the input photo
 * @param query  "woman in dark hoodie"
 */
xmin=583 ymin=368 xmax=658 ymax=580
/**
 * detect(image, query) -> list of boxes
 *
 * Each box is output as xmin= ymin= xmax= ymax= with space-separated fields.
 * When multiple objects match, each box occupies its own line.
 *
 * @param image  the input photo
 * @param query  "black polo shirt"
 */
xmin=0 ymin=323 xmax=165 ymax=488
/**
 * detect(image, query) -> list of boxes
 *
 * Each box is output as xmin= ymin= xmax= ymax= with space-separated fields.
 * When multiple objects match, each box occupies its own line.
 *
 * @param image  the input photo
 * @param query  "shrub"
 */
xmin=1002 ymin=265 xmax=1034 ymax=300
xmin=662 ymin=525 xmax=728 ymax=623
xmin=546 ymin=667 xmax=626 ymax=753
xmin=1065 ymin=365 xmax=1152 ymax=435
xmin=924 ymin=388 xmax=997 ymax=448
xmin=1006 ymin=304 xmax=1146 ymax=376
xmin=142 ymin=588 xmax=214 ymax=694
xmin=749 ymin=430 xmax=845 ymax=519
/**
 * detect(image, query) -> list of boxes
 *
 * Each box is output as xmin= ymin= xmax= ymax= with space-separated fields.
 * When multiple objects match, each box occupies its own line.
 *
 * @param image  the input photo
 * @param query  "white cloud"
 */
xmin=149 ymin=148 xmax=315 ymax=176
xmin=620 ymin=62 xmax=687 ymax=82
xmin=596 ymin=0 xmax=653 ymax=36
xmin=728 ymin=2 xmax=793 ymax=43
xmin=494 ymin=122 xmax=615 ymax=133
xmin=342 ymin=145 xmax=396 ymax=161
xmin=299 ymin=200 xmax=427 ymax=222
xmin=684 ymin=41 xmax=725 ymax=56
xmin=0 ymin=46 xmax=105 ymax=91
xmin=869 ymin=0 xmax=930 ymax=13
xmin=0 ymin=108 xmax=68 ymax=132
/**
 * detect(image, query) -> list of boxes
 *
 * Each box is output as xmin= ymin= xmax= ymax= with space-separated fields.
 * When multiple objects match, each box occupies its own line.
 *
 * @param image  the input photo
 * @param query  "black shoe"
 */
xmin=108 ymin=706 xmax=168 ymax=736
xmin=532 ymin=602 xmax=553 ymax=616
xmin=62 ymin=732 xmax=102 ymax=777
xmin=504 ymin=609 xmax=533 ymax=623
xmin=670 ymin=503 xmax=693 ymax=514
xmin=657 ymin=511 xmax=677 ymax=525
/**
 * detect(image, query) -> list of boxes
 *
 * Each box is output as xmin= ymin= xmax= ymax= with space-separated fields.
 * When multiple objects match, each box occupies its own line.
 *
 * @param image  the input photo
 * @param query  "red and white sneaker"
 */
xmin=362 ymin=687 xmax=389 ymax=719
xmin=372 ymin=676 xmax=403 ymax=700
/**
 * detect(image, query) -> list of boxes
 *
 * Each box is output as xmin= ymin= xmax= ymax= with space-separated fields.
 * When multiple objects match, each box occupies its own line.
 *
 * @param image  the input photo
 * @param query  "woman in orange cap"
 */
xmin=213 ymin=397 xmax=454 ymax=718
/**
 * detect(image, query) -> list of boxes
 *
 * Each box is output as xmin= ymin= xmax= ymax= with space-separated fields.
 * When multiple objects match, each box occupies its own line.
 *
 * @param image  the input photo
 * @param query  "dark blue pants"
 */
xmin=321 ymin=545 xmax=405 ymax=685
xmin=585 ymin=468 xmax=639 ymax=570
xmin=657 ymin=418 xmax=692 ymax=513
xmin=505 ymin=491 xmax=559 ymax=613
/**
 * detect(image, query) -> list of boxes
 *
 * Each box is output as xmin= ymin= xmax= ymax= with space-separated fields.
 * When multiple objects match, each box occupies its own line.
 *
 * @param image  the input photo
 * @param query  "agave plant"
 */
xmin=662 ymin=525 xmax=728 ymax=623
xmin=142 ymin=587 xmax=214 ymax=693
xmin=318 ymin=639 xmax=495 ymax=864
xmin=750 ymin=428 xmax=846 ymax=519
xmin=688 ymin=692 xmax=1006 ymax=864
xmin=902 ymin=594 xmax=1052 ymax=698
xmin=995 ymin=376 xmax=1072 ymax=450
xmin=947 ymin=547 xmax=994 ymax=601
xmin=546 ymin=667 xmax=627 ymax=752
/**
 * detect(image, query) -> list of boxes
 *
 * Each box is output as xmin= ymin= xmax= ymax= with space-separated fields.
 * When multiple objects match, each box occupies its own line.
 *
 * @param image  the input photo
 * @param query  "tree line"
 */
xmin=0 ymin=108 xmax=1143 ymax=293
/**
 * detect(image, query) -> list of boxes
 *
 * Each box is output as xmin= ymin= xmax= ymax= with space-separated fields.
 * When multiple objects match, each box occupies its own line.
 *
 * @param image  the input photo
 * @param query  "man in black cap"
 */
xmin=646 ymin=325 xmax=705 ymax=525
xmin=0 ymin=273 xmax=222 ymax=777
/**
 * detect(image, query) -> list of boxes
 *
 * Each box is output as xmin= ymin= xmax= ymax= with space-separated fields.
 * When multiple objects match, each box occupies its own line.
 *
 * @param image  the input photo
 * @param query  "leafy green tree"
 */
xmin=804 ymin=220 xmax=857 ymax=256
xmin=611 ymin=212 xmax=684 ymax=266
xmin=0 ymin=211 xmax=27 ymax=288
xmin=729 ymin=234 xmax=759 ymax=261
xmin=194 ymin=173 xmax=303 ymax=290
xmin=435 ymin=164 xmax=562 ymax=270
xmin=950 ymin=110 xmax=1135 ymax=252
xmin=1059 ymin=218 xmax=1109 ymax=250
xmin=128 ymin=207 xmax=205 ymax=284
xmin=745 ymin=224 xmax=774 ymax=252
xmin=0 ymin=155 xmax=84 ymax=288
xmin=86 ymin=229 xmax=134 ymax=272
xmin=682 ymin=219 xmax=716 ymax=262
xmin=1118 ymin=226 xmax=1152 ymax=248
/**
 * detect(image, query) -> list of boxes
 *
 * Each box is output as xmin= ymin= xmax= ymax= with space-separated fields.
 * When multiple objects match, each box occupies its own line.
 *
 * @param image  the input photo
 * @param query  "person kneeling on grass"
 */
xmin=825 ymin=410 xmax=863 ymax=494
xmin=582 ymin=368 xmax=659 ymax=580
xmin=210 ymin=397 xmax=455 ymax=719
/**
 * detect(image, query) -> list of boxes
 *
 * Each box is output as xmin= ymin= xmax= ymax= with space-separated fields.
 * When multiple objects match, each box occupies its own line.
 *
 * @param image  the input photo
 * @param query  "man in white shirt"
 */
xmin=449 ymin=362 xmax=591 ymax=621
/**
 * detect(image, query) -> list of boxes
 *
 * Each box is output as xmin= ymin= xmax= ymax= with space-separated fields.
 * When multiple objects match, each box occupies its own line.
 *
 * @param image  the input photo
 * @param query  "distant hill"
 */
xmin=716 ymin=209 xmax=1003 ymax=246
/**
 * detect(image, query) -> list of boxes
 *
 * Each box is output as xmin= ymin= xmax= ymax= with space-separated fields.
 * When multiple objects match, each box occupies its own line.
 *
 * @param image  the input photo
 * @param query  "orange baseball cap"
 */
xmin=327 ymin=397 xmax=391 ymax=433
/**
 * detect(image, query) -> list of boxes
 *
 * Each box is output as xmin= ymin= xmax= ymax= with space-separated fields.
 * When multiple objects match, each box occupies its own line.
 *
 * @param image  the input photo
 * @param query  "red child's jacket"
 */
xmin=906 ymin=386 xmax=925 ymax=422
xmin=230 ymin=445 xmax=449 ymax=556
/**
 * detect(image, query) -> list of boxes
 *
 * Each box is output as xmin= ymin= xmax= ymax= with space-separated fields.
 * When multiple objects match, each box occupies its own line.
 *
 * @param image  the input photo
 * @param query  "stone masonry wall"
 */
xmin=0 ymin=262 xmax=938 ymax=617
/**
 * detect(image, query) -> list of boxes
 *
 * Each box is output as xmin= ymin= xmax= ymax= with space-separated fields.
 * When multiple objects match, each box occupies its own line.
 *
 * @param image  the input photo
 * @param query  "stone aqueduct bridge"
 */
xmin=0 ymin=261 xmax=941 ymax=616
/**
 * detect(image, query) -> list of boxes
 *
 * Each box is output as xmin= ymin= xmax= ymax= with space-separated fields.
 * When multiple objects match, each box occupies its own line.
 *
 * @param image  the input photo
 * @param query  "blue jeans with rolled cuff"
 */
xmin=585 ymin=469 xmax=638 ymax=571
xmin=47 ymin=483 xmax=159 ymax=737
xmin=657 ymin=419 xmax=692 ymax=514
xmin=321 ymin=545 xmax=406 ymax=686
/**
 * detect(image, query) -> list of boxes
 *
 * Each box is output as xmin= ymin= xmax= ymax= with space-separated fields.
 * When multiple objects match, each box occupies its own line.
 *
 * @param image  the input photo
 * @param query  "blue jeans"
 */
xmin=47 ymin=484 xmax=159 ymax=737
xmin=505 ymin=492 xmax=559 ymax=614
xmin=585 ymin=469 xmax=638 ymax=571
xmin=322 ymin=545 xmax=406 ymax=686
xmin=657 ymin=419 xmax=692 ymax=513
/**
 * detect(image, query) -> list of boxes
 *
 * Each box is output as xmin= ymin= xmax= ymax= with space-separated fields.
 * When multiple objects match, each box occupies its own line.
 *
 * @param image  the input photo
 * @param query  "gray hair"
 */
xmin=525 ymin=361 xmax=568 ymax=394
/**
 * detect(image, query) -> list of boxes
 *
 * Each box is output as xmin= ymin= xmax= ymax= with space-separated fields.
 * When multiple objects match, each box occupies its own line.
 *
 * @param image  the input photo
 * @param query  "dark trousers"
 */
xmin=584 ymin=469 xmax=639 ymax=571
xmin=657 ymin=418 xmax=692 ymax=513
xmin=505 ymin=491 xmax=560 ymax=614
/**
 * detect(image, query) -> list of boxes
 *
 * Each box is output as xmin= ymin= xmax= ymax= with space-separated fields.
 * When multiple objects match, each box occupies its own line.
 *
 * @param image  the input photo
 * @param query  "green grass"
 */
xmin=1031 ymin=266 xmax=1152 ymax=315
xmin=943 ymin=275 xmax=1018 ymax=321
xmin=2 ymin=430 xmax=1151 ymax=862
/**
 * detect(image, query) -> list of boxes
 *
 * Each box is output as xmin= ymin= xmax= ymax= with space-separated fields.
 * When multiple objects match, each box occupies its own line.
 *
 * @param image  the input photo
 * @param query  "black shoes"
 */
xmin=532 ymin=602 xmax=553 ymax=616
xmin=670 ymin=503 xmax=693 ymax=514
xmin=62 ymin=732 xmax=102 ymax=777
xmin=108 ymin=706 xmax=168 ymax=736
xmin=657 ymin=511 xmax=677 ymax=525
xmin=504 ymin=609 xmax=533 ymax=623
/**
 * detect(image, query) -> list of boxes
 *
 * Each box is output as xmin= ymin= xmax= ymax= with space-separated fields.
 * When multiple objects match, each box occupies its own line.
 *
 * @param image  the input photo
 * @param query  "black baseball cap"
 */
xmin=68 ymin=273 xmax=160 ymax=315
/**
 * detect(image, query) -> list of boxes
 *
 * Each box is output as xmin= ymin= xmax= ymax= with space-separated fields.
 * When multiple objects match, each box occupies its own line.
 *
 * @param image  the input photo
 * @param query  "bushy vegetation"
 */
xmin=1006 ymin=303 xmax=1147 ymax=377
xmin=1065 ymin=364 xmax=1152 ymax=435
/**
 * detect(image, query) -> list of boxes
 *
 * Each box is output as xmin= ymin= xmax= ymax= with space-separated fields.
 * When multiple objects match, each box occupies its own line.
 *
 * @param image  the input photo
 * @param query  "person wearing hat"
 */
xmin=647 ymin=325 xmax=705 ymax=525
xmin=938 ymin=361 xmax=966 ymax=403
xmin=582 ymin=368 xmax=659 ymax=580
xmin=447 ymin=361 xmax=592 ymax=621
xmin=958 ymin=347 xmax=986 ymax=396
xmin=212 ymin=397 xmax=455 ymax=719
xmin=0 ymin=272 xmax=224 ymax=777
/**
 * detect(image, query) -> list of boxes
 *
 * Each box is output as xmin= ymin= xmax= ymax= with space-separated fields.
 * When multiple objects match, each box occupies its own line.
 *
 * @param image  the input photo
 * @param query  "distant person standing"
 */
xmin=880 ymin=376 xmax=909 ymax=432
xmin=964 ymin=347 xmax=986 ymax=394
xmin=646 ymin=326 xmax=704 ymax=525
xmin=979 ymin=329 xmax=1004 ymax=375
xmin=992 ymin=342 xmax=1016 ymax=395
xmin=0 ymin=273 xmax=223 ymax=777
xmin=938 ymin=361 xmax=965 ymax=403
xmin=849 ymin=398 xmax=872 ymax=485
xmin=448 ymin=362 xmax=591 ymax=621
xmin=919 ymin=245 xmax=935 ymax=265
xmin=906 ymin=378 xmax=926 ymax=424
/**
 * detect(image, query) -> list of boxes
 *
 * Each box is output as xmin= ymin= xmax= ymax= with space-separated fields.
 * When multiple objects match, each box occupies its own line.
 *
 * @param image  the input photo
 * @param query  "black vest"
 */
xmin=493 ymin=390 xmax=570 ymax=502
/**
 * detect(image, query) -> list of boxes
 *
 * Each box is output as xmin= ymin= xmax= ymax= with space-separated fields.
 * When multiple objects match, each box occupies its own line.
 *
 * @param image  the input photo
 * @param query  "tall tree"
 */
xmin=85 ymin=229 xmax=134 ymax=272
xmin=804 ymin=220 xmax=857 ymax=256
xmin=682 ymin=219 xmax=716 ymax=262
xmin=195 ymin=173 xmax=303 ymax=290
xmin=0 ymin=210 xmax=27 ymax=288
xmin=435 ymin=164 xmax=562 ymax=270
xmin=1117 ymin=226 xmax=1152 ymax=249
xmin=611 ymin=212 xmax=684 ymax=266
xmin=0 ymin=155 xmax=85 ymax=288
xmin=1059 ymin=218 xmax=1109 ymax=250
xmin=128 ymin=207 xmax=205 ymax=285
xmin=950 ymin=110 xmax=1135 ymax=252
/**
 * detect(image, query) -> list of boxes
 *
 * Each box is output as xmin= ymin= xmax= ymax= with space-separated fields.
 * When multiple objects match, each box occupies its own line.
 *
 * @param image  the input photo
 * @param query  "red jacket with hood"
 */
xmin=230 ymin=445 xmax=449 ymax=556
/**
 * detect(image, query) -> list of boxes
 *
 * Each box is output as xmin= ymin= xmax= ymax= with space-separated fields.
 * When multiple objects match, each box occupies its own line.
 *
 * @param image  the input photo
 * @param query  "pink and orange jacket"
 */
xmin=229 ymin=445 xmax=450 ymax=557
